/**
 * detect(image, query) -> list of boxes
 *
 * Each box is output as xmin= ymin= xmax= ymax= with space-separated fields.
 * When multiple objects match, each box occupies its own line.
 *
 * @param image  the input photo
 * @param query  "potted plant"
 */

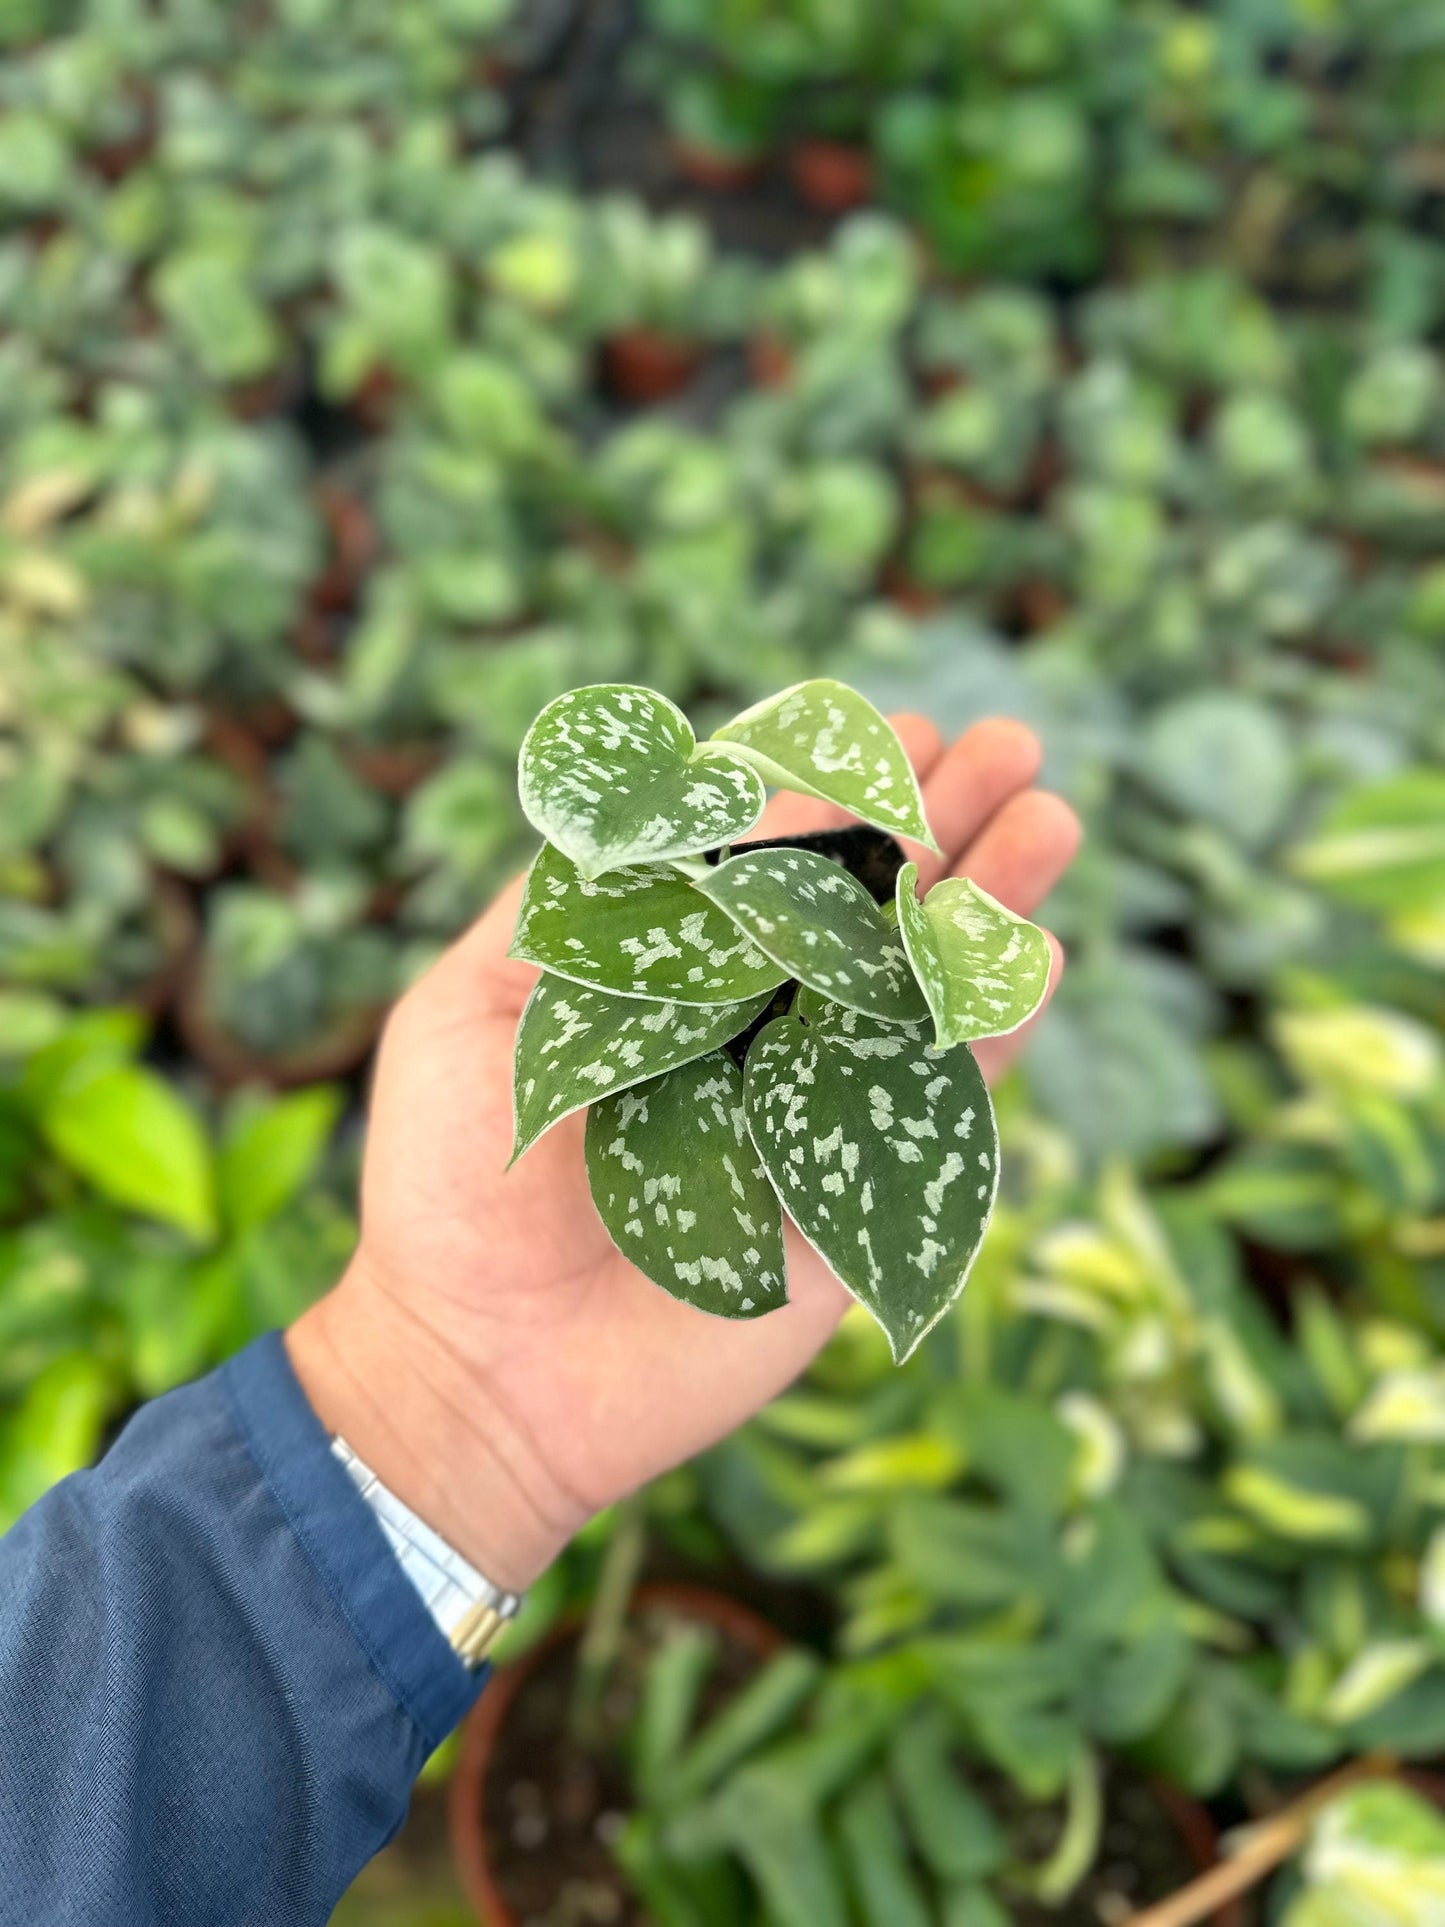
xmin=789 ymin=132 xmax=875 ymax=215
xmin=750 ymin=215 xmax=919 ymax=391
xmin=178 ymin=879 xmax=398 ymax=1087
xmin=583 ymin=199 xmax=752 ymax=404
xmin=450 ymin=1568 xmax=802 ymax=1927
xmin=507 ymin=678 xmax=1052 ymax=1360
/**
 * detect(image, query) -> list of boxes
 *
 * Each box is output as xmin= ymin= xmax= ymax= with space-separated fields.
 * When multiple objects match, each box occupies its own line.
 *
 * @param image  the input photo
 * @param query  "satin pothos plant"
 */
xmin=506 ymin=682 xmax=1051 ymax=1363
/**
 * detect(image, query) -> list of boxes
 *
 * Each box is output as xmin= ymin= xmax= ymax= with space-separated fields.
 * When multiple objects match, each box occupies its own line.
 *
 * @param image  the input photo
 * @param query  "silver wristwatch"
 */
xmin=331 ymin=1437 xmax=523 ymax=1669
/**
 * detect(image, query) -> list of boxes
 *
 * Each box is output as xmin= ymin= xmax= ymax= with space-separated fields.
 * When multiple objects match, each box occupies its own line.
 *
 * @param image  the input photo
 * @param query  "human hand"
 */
xmin=288 ymin=717 xmax=1080 ymax=1588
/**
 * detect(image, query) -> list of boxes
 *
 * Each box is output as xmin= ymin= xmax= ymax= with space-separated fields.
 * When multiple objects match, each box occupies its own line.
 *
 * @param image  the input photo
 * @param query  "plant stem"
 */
xmin=570 ymin=1490 xmax=648 ymax=1749
xmin=1032 ymin=1746 xmax=1103 ymax=1906
xmin=1122 ymin=1755 xmax=1398 ymax=1927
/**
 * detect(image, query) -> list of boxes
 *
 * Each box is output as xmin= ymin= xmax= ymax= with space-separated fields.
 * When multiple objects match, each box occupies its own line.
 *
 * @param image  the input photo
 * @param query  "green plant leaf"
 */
xmin=837 ymin=1774 xmax=934 ymax=1927
xmin=744 ymin=994 xmax=998 ymax=1361
xmin=518 ymin=684 xmax=765 ymax=879
xmin=713 ymin=680 xmax=939 ymax=851
xmin=512 ymin=977 xmax=773 ymax=1160
xmin=889 ymin=1708 xmax=1006 ymax=1882
xmin=42 ymin=1065 xmax=217 ymax=1242
xmin=217 ymin=1087 xmax=343 ymax=1237
xmin=510 ymin=843 xmax=788 ymax=1005
xmin=1290 ymin=769 xmax=1445 ymax=912
xmin=696 ymin=849 xmax=926 ymax=1024
xmin=586 ymin=1052 xmax=788 ymax=1319
xmin=895 ymin=863 xmax=1052 ymax=1047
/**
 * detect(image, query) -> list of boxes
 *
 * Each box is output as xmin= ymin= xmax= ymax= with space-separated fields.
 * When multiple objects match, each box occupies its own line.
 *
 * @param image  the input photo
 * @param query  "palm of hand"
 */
xmin=351 ymin=717 xmax=1079 ymax=1552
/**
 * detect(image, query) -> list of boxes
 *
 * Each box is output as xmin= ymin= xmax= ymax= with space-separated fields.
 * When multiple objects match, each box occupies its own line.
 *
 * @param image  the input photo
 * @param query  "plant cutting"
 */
xmin=507 ymin=680 xmax=1052 ymax=1363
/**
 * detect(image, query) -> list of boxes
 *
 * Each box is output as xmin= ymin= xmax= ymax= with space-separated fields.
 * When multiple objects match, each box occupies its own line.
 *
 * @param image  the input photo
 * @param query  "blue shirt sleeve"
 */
xmin=0 ymin=1331 xmax=488 ymax=1927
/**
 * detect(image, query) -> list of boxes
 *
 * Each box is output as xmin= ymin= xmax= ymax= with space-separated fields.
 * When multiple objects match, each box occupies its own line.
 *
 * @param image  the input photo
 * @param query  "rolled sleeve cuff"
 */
xmin=222 ymin=1331 xmax=487 ymax=1752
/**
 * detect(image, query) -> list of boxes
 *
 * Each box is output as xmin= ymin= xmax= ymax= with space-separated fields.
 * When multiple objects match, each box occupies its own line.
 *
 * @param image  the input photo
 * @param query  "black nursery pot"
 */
xmin=710 ymin=826 xmax=907 ymax=1067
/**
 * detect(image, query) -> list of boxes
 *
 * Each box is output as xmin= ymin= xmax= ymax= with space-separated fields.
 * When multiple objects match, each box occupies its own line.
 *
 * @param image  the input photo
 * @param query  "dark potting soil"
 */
xmin=1002 ymin=1769 xmax=1243 ymax=1927
xmin=480 ymin=1601 xmax=762 ymax=1927
xmin=721 ymin=825 xmax=908 ymax=904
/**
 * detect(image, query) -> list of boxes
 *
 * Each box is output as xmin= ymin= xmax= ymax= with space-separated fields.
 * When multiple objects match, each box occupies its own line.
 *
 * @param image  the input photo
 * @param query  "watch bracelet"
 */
xmin=331 ymin=1436 xmax=522 ymax=1668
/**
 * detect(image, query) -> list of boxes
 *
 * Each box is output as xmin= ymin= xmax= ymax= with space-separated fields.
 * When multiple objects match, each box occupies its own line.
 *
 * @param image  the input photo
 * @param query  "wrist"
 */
xmin=286 ymin=1257 xmax=582 ymax=1592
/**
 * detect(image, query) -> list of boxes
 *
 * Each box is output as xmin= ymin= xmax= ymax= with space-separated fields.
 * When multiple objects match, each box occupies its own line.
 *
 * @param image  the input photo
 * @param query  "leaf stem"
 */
xmin=570 ymin=1489 xmax=648 ymax=1749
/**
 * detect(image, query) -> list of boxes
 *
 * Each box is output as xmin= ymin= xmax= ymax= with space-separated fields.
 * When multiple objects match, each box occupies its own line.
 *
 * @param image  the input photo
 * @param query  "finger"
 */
xmin=427 ymin=869 xmax=538 ymax=1013
xmin=974 ymin=930 xmax=1064 ymax=1084
xmin=955 ymin=788 xmax=1081 ymax=916
xmin=909 ymin=719 xmax=1042 ymax=889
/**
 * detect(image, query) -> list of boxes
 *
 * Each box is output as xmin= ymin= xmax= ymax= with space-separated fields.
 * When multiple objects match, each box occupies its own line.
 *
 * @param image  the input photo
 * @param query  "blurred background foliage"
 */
xmin=2 ymin=0 xmax=1444 ymax=1921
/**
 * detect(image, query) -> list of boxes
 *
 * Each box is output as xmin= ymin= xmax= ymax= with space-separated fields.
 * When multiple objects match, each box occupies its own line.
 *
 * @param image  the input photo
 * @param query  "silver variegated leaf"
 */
xmin=586 ymin=1052 xmax=788 ymax=1320
xmin=895 ymin=862 xmax=1052 ymax=1048
xmin=694 ymin=847 xmax=927 ymax=1025
xmin=744 ymin=992 xmax=998 ymax=1362
xmin=509 ymin=843 xmax=789 ymax=1005
xmin=712 ymin=679 xmax=939 ymax=852
xmin=518 ymin=684 xmax=766 ymax=879
xmin=512 ymin=977 xmax=774 ymax=1162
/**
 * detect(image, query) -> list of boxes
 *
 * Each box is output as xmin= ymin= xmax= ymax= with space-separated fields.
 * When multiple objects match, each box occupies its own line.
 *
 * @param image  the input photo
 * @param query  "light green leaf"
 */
xmin=518 ymin=684 xmax=765 ymax=879
xmin=1349 ymin=1367 xmax=1445 ymax=1444
xmin=1322 ymin=1641 xmax=1434 ymax=1726
xmin=585 ymin=1053 xmax=788 ymax=1320
xmin=0 ymin=991 xmax=66 ymax=1057
xmin=218 ymin=1086 xmax=343 ymax=1237
xmin=1290 ymin=770 xmax=1445 ymax=912
xmin=1223 ymin=1466 xmax=1370 ymax=1545
xmin=1292 ymin=1782 xmax=1445 ymax=1927
xmin=696 ymin=848 xmax=926 ymax=1024
xmin=713 ymin=680 xmax=939 ymax=851
xmin=42 ymin=1065 xmax=217 ymax=1241
xmin=512 ymin=977 xmax=773 ymax=1160
xmin=745 ymin=994 xmax=998 ymax=1362
xmin=895 ymin=863 xmax=1052 ymax=1047
xmin=509 ymin=843 xmax=787 ymax=1005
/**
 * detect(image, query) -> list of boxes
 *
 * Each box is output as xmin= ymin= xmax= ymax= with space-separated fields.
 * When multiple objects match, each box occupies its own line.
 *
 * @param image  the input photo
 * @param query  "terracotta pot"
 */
xmin=905 ymin=463 xmax=1000 ymax=514
xmin=921 ymin=365 xmax=967 ymax=399
xmin=449 ymin=1582 xmax=785 ymax=1927
xmin=344 ymin=738 xmax=444 ymax=801
xmin=89 ymin=127 xmax=155 ymax=184
xmin=309 ymin=482 xmax=377 ymax=615
xmin=1026 ymin=434 xmax=1065 ymax=505
xmin=351 ymin=363 xmax=402 ymax=433
xmin=1013 ymin=577 xmax=1069 ymax=634
xmin=789 ymin=139 xmax=873 ymax=213
xmin=177 ymin=971 xmax=384 ymax=1089
xmin=671 ymin=137 xmax=766 ymax=192
xmin=1153 ymin=1781 xmax=1247 ymax=1927
xmin=602 ymin=330 xmax=704 ymax=403
xmin=226 ymin=364 xmax=301 ymax=423
xmin=749 ymin=332 xmax=794 ymax=388
xmin=291 ymin=608 xmax=339 ymax=667
xmin=879 ymin=559 xmax=943 ymax=616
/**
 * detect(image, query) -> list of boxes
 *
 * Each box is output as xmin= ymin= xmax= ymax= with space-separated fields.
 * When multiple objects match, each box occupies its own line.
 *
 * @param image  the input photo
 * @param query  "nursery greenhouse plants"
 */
xmin=3 ymin=0 xmax=1445 ymax=1921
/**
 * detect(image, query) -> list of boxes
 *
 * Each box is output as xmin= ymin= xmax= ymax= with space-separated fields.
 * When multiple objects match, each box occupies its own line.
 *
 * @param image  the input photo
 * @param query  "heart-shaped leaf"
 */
xmin=695 ymin=848 xmax=927 ymax=1025
xmin=586 ymin=1052 xmax=788 ymax=1320
xmin=744 ymin=993 xmax=998 ymax=1362
xmin=712 ymin=680 xmax=939 ymax=852
xmin=510 ymin=843 xmax=789 ymax=1005
xmin=519 ymin=685 xmax=766 ymax=879
xmin=512 ymin=977 xmax=773 ymax=1161
xmin=895 ymin=863 xmax=1052 ymax=1048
